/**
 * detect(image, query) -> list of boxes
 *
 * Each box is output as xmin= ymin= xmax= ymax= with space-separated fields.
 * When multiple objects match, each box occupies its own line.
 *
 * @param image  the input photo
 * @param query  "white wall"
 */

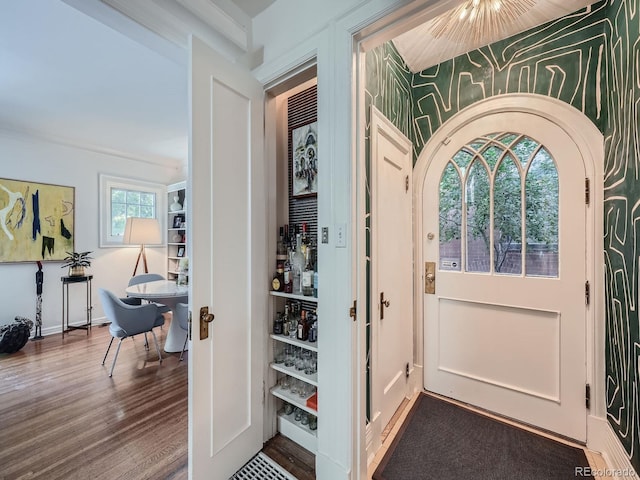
xmin=0 ymin=129 xmax=181 ymax=335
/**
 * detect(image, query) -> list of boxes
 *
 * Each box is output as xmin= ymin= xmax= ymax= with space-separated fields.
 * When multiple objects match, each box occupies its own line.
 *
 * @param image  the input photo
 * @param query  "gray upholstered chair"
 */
xmin=175 ymin=302 xmax=189 ymax=361
xmin=99 ymin=288 xmax=165 ymax=377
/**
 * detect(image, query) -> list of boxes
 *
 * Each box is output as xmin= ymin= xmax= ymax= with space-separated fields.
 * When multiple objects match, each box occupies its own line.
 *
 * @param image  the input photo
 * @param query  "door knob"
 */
xmin=199 ymin=306 xmax=214 ymax=340
xmin=425 ymin=262 xmax=436 ymax=294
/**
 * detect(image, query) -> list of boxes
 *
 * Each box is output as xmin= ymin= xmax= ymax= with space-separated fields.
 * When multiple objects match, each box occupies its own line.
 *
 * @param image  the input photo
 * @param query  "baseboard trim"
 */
xmin=315 ymin=451 xmax=351 ymax=480
xmin=37 ymin=316 xmax=108 ymax=337
xmin=587 ymin=415 xmax=637 ymax=479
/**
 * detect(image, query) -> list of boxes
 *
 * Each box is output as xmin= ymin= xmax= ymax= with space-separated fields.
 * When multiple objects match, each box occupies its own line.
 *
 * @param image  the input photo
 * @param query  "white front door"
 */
xmin=370 ymin=107 xmax=414 ymax=445
xmin=188 ymin=36 xmax=266 ymax=479
xmin=423 ymin=110 xmax=587 ymax=441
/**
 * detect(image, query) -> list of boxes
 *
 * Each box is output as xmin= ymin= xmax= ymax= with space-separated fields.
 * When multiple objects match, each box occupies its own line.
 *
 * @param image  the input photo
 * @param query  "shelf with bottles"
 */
xmin=271 ymin=223 xmax=318 ymax=300
xmin=269 ymin=291 xmax=317 ymax=303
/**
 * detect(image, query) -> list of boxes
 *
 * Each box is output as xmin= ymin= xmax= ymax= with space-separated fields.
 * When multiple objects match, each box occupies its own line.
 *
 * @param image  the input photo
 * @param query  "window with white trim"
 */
xmin=99 ymin=174 xmax=166 ymax=247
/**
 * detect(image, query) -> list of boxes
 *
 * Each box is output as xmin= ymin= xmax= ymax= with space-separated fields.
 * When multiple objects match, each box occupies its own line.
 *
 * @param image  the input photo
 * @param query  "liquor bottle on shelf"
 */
xmin=302 ymin=247 xmax=314 ymax=297
xmin=291 ymin=234 xmax=305 ymax=295
xmin=276 ymin=226 xmax=288 ymax=267
xmin=289 ymin=302 xmax=299 ymax=338
xmin=282 ymin=304 xmax=290 ymax=336
xmin=301 ymin=222 xmax=309 ymax=255
xmin=273 ymin=312 xmax=283 ymax=335
xmin=272 ymin=259 xmax=284 ymax=292
xmin=284 ymin=251 xmax=293 ymax=293
xmin=297 ymin=310 xmax=309 ymax=341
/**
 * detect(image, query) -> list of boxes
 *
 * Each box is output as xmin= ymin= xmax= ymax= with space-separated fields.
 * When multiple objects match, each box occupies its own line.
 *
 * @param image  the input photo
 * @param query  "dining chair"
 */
xmin=175 ymin=302 xmax=189 ymax=361
xmin=127 ymin=274 xmax=171 ymax=312
xmin=99 ymin=288 xmax=165 ymax=377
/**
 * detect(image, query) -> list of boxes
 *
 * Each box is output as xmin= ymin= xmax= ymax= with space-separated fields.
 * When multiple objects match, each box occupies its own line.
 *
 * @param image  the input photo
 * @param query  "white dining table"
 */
xmin=125 ymin=280 xmax=189 ymax=353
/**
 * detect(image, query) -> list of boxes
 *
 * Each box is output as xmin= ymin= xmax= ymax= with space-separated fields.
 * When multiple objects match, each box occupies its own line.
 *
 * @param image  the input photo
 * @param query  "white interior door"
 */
xmin=370 ymin=107 xmax=413 ymax=444
xmin=423 ymin=111 xmax=587 ymax=442
xmin=188 ymin=36 xmax=266 ymax=479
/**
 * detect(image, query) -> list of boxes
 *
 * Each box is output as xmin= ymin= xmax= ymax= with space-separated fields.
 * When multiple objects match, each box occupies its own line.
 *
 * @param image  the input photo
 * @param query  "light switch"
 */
xmin=336 ymin=223 xmax=346 ymax=248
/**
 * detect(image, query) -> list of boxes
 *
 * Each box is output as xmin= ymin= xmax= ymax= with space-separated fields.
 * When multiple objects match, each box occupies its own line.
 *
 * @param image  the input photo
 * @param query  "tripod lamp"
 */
xmin=123 ymin=217 xmax=161 ymax=276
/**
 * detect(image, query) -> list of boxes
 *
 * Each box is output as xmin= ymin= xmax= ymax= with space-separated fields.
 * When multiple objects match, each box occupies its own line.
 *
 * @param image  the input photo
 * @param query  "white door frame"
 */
xmin=413 ymin=94 xmax=605 ymax=444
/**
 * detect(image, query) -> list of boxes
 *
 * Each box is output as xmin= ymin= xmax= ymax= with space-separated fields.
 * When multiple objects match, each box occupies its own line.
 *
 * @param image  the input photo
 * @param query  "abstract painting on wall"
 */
xmin=0 ymin=178 xmax=74 ymax=263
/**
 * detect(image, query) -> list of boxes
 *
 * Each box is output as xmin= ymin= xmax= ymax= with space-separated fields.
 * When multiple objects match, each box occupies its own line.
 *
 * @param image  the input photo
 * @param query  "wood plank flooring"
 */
xmin=0 ymin=321 xmax=188 ymax=480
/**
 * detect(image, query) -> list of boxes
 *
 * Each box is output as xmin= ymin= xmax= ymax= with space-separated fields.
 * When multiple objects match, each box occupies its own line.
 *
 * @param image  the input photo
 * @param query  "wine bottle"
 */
xmin=283 ymin=252 xmax=292 ymax=293
xmin=302 ymin=247 xmax=314 ymax=297
xmin=291 ymin=234 xmax=305 ymax=295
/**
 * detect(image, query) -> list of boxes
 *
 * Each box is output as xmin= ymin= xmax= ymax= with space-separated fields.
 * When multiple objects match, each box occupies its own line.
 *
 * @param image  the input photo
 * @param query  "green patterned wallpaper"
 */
xmin=366 ymin=0 xmax=640 ymax=472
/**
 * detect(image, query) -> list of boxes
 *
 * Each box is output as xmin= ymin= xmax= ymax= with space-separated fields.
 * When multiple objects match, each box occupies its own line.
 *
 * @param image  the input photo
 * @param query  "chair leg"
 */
xmin=143 ymin=332 xmax=149 ymax=350
xmin=102 ymin=337 xmax=114 ymax=365
xmin=151 ymin=330 xmax=163 ymax=364
xmin=109 ymin=338 xmax=124 ymax=377
xmin=179 ymin=335 xmax=188 ymax=362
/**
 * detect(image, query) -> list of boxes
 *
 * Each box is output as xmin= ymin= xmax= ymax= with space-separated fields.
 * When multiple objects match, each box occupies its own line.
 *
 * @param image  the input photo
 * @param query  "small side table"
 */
xmin=61 ymin=275 xmax=93 ymax=337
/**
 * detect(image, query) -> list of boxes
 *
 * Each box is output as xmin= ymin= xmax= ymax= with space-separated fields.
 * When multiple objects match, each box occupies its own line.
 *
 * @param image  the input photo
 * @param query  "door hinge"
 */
xmin=585 ymin=383 xmax=591 ymax=409
xmin=349 ymin=300 xmax=357 ymax=321
xmin=405 ymin=175 xmax=409 ymax=193
xmin=585 ymin=178 xmax=590 ymax=205
xmin=187 ymin=311 xmax=192 ymax=341
xmin=585 ymin=280 xmax=590 ymax=306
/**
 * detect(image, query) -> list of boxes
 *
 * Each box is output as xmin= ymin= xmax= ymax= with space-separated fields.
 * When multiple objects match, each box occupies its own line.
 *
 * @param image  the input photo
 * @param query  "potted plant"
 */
xmin=62 ymin=251 xmax=93 ymax=277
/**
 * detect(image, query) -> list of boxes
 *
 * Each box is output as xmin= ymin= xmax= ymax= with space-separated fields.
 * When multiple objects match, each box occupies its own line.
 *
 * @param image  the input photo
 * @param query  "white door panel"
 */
xmin=189 ymin=35 xmax=265 ymax=479
xmin=423 ymin=111 xmax=587 ymax=441
xmin=371 ymin=107 xmax=413 ymax=444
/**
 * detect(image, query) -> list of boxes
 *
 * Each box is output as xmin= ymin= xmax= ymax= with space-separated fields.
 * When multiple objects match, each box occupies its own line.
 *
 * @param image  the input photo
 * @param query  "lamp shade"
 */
xmin=123 ymin=217 xmax=161 ymax=245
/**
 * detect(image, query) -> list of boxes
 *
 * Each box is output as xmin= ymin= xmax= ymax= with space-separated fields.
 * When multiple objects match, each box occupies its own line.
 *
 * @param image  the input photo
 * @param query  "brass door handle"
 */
xmin=380 ymin=292 xmax=390 ymax=320
xmin=199 ymin=306 xmax=214 ymax=340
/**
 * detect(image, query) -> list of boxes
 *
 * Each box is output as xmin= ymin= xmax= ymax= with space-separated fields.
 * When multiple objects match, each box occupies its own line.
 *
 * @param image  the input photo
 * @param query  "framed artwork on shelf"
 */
xmin=172 ymin=214 xmax=185 ymax=229
xmin=177 ymin=246 xmax=185 ymax=257
xmin=291 ymin=121 xmax=318 ymax=197
xmin=0 ymin=177 xmax=75 ymax=263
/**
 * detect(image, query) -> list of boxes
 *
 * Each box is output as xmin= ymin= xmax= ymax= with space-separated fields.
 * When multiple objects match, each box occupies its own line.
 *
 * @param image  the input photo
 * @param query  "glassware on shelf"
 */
xmin=283 ymin=402 xmax=294 ymax=415
xmin=309 ymin=415 xmax=317 ymax=430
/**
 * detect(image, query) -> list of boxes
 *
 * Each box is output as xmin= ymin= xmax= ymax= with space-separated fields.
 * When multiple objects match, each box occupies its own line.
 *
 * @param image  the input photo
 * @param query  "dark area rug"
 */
xmin=373 ymin=393 xmax=593 ymax=480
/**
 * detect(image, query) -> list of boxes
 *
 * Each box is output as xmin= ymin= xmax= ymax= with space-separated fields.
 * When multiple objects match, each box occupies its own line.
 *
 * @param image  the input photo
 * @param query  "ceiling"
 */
xmin=0 ymin=0 xmax=596 ymax=170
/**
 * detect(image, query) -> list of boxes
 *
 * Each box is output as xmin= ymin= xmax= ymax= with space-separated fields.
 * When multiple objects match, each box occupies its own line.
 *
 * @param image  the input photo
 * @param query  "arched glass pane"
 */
xmin=493 ymin=155 xmax=522 ymax=274
xmin=469 ymin=138 xmax=488 ymax=152
xmin=482 ymin=144 xmax=503 ymax=171
xmin=439 ymin=162 xmax=462 ymax=271
xmin=466 ymin=160 xmax=490 ymax=272
xmin=453 ymin=149 xmax=473 ymax=173
xmin=525 ymin=148 xmax=558 ymax=277
xmin=498 ymin=133 xmax=518 ymax=146
xmin=513 ymin=137 xmax=539 ymax=166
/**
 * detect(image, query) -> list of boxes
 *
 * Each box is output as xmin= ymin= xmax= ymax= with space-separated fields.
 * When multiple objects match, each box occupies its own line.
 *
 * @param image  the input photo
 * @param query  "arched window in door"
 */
xmin=438 ymin=133 xmax=559 ymax=277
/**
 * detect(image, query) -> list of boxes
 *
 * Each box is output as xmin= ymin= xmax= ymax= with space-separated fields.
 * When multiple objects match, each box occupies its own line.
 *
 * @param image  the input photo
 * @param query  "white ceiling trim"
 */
xmin=99 ymin=0 xmax=249 ymax=58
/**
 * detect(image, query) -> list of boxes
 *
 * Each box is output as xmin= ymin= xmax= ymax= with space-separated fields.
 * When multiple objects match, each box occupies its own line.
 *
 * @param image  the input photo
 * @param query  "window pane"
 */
xmin=453 ymin=149 xmax=473 ymax=173
xmin=111 ymin=204 xmax=126 ymax=236
xmin=127 ymin=191 xmax=141 ymax=204
xmin=140 ymin=193 xmax=155 ymax=206
xmin=482 ymin=144 xmax=503 ymax=171
xmin=439 ymin=162 xmax=462 ymax=271
xmin=127 ymin=205 xmax=141 ymax=218
xmin=493 ymin=156 xmax=522 ymax=274
xmin=139 ymin=206 xmax=154 ymax=218
xmin=112 ymin=189 xmax=126 ymax=203
xmin=513 ymin=137 xmax=539 ymax=166
xmin=498 ymin=133 xmax=518 ymax=146
xmin=525 ymin=148 xmax=558 ymax=277
xmin=466 ymin=160 xmax=490 ymax=272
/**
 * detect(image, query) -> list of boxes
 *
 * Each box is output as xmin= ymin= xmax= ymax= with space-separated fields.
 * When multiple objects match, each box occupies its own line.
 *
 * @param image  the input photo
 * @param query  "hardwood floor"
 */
xmin=0 ymin=321 xmax=188 ymax=480
xmin=262 ymin=434 xmax=316 ymax=480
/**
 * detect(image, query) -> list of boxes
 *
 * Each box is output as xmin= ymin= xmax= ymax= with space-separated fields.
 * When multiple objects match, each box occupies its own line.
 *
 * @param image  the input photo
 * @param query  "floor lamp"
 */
xmin=123 ymin=217 xmax=161 ymax=276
